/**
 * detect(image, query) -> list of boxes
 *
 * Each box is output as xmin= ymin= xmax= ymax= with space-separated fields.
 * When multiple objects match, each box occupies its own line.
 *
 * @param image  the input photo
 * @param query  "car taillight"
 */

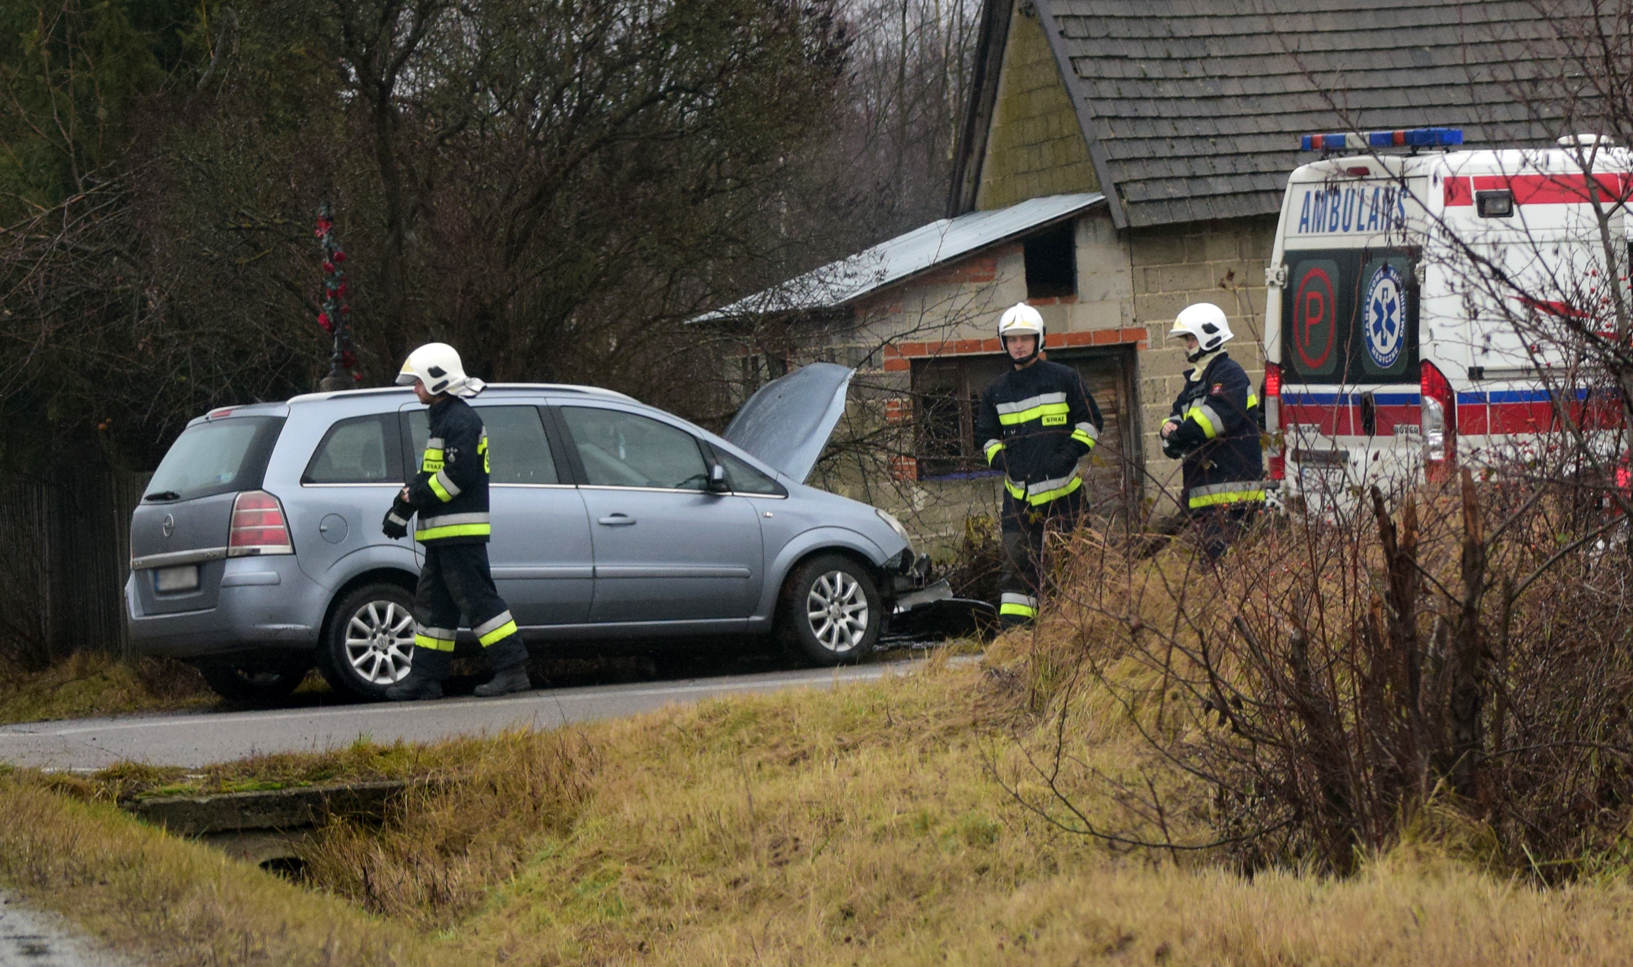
xmin=1264 ymin=362 xmax=1284 ymax=481
xmin=229 ymin=490 xmax=293 ymax=556
xmin=1420 ymin=361 xmax=1457 ymax=482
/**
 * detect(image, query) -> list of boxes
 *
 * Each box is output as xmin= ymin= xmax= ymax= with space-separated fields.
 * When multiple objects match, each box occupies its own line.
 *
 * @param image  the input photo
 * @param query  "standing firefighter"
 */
xmin=381 ymin=343 xmax=532 ymax=700
xmin=1159 ymin=303 xmax=1265 ymax=559
xmin=975 ymin=303 xmax=1104 ymax=627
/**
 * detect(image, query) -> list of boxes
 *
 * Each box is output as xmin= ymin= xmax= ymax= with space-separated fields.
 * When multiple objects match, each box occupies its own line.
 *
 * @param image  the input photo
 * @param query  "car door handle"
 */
xmin=598 ymin=514 xmax=637 ymax=526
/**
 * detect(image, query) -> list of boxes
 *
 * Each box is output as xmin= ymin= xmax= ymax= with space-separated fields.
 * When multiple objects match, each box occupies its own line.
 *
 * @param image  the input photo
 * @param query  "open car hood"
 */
xmin=722 ymin=363 xmax=854 ymax=484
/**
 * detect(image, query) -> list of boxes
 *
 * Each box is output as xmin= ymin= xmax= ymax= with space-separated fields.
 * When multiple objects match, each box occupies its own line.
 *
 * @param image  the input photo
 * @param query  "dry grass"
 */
xmin=0 ymin=652 xmax=216 ymax=724
xmin=9 ymin=642 xmax=1633 ymax=964
xmin=0 ymin=768 xmax=466 ymax=967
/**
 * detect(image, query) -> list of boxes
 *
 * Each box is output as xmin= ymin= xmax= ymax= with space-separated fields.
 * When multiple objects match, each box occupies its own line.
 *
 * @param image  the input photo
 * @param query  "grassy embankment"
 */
xmin=4 ymin=633 xmax=1633 ymax=965
xmin=0 ymin=653 xmax=219 ymax=723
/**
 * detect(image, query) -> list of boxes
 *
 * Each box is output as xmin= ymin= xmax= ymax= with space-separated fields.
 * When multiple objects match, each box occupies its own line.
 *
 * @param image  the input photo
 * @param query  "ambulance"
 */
xmin=1263 ymin=127 xmax=1631 ymax=511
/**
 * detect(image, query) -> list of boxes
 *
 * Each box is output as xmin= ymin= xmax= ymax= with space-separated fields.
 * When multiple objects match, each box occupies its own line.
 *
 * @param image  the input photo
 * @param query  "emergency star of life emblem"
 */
xmin=1364 ymin=263 xmax=1405 ymax=368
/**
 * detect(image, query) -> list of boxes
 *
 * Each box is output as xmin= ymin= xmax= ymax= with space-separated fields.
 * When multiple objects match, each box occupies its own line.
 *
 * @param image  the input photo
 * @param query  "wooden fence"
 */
xmin=0 ymin=472 xmax=151 ymax=667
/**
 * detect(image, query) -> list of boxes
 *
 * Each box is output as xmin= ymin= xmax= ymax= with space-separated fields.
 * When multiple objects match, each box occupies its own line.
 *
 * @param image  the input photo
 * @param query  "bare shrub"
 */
xmin=995 ymin=471 xmax=1633 ymax=879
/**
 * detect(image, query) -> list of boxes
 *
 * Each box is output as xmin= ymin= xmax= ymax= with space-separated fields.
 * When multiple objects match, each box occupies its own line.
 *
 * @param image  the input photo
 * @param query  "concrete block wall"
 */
xmin=974 ymin=0 xmax=1098 ymax=212
xmin=1128 ymin=216 xmax=1277 ymax=512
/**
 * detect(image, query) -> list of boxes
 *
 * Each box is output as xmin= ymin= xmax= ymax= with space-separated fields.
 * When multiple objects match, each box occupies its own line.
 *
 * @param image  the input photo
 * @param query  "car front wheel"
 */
xmin=318 ymin=582 xmax=417 ymax=700
xmin=777 ymin=553 xmax=881 ymax=665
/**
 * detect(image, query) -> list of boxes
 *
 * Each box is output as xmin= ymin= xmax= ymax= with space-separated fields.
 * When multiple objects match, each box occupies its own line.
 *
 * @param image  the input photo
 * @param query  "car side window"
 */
xmin=406 ymin=406 xmax=559 ymax=485
xmin=478 ymin=406 xmax=559 ymax=484
xmin=561 ymin=406 xmax=709 ymax=491
xmin=716 ymin=449 xmax=784 ymax=495
xmin=304 ymin=414 xmax=400 ymax=484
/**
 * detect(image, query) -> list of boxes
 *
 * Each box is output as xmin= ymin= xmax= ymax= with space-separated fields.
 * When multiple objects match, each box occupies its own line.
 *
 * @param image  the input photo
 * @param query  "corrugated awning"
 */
xmin=698 ymin=193 xmax=1105 ymax=322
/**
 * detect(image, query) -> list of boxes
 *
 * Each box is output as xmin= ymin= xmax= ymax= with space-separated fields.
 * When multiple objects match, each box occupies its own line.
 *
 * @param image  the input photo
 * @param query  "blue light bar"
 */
xmin=1301 ymin=127 xmax=1464 ymax=151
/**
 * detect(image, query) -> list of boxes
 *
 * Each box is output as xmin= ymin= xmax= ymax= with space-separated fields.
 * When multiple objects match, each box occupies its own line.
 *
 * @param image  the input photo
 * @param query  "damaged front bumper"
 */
xmin=881 ymin=550 xmax=996 ymax=642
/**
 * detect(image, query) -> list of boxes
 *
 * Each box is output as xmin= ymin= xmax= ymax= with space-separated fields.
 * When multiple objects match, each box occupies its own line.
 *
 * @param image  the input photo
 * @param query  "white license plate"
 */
xmin=1298 ymin=466 xmax=1349 ymax=495
xmin=154 ymin=565 xmax=200 ymax=593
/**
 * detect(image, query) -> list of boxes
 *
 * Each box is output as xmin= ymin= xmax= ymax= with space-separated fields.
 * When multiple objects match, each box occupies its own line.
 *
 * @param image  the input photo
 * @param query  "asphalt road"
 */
xmin=0 ymin=659 xmax=938 ymax=772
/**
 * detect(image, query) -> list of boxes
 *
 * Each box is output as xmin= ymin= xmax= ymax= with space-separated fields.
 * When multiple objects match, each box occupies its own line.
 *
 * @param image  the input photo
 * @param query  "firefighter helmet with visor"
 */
xmin=1167 ymin=303 xmax=1234 ymax=362
xmin=396 ymin=343 xmax=486 ymax=398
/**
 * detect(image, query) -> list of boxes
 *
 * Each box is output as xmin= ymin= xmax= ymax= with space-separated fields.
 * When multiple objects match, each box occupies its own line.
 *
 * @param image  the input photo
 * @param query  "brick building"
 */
xmin=705 ymin=0 xmax=1554 ymax=542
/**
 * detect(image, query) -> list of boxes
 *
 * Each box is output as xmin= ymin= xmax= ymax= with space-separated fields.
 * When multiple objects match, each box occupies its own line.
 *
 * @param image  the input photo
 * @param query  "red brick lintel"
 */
xmin=880 ymin=328 xmax=1148 ymax=370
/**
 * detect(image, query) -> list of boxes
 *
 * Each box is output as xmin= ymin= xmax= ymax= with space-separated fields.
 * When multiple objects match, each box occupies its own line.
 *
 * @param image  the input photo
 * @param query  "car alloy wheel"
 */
xmin=778 ymin=553 xmax=880 ymax=665
xmin=344 ymin=599 xmax=415 ymax=685
xmin=319 ymin=582 xmax=420 ymax=700
xmin=806 ymin=569 xmax=869 ymax=653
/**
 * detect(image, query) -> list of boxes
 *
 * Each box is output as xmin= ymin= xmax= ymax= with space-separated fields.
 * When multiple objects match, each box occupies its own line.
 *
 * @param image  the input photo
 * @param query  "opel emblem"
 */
xmin=162 ymin=514 xmax=175 ymax=538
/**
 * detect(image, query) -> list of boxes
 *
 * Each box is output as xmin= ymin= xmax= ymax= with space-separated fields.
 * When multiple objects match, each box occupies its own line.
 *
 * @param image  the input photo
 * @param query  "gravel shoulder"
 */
xmin=0 ymin=892 xmax=137 ymax=967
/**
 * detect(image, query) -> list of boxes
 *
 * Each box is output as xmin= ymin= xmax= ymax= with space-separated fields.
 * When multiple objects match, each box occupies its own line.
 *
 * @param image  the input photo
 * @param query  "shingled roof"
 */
xmin=952 ymin=0 xmax=1571 ymax=228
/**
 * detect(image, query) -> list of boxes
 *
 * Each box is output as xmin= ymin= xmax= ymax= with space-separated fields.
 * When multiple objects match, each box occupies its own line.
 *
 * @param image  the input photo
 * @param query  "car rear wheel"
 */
xmin=197 ymin=655 xmax=311 ymax=706
xmin=318 ymin=582 xmax=417 ymax=701
xmin=777 ymin=554 xmax=880 ymax=665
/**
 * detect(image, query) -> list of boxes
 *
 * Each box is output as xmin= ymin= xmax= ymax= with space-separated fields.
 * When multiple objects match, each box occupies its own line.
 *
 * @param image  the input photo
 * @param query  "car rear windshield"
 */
xmin=146 ymin=416 xmax=285 ymax=502
xmin=1281 ymin=247 xmax=1418 ymax=384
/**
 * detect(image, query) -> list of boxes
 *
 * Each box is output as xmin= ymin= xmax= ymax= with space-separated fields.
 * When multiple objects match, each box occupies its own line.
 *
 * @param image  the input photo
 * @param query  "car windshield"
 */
xmin=147 ymin=417 xmax=285 ymax=502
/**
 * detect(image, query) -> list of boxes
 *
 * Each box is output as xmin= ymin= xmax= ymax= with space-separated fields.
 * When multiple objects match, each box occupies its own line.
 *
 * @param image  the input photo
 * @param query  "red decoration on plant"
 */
xmin=314 ymin=202 xmax=357 ymax=388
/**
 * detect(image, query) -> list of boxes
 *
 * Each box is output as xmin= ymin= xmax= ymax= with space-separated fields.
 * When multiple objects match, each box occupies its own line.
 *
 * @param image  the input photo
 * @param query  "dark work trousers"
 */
xmin=999 ymin=503 xmax=1080 ymax=627
xmin=411 ymin=543 xmax=528 ymax=681
xmin=1190 ymin=503 xmax=1260 ymax=562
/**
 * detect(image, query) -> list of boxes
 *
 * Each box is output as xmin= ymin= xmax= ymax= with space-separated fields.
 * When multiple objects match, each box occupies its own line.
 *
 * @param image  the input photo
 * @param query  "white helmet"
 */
xmin=395 ymin=342 xmax=486 ymax=398
xmin=1168 ymin=303 xmax=1234 ymax=354
xmin=997 ymin=302 xmax=1045 ymax=343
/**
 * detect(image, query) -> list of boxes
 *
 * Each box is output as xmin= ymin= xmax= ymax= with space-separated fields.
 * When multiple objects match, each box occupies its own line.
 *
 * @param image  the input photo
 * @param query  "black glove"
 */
xmin=381 ymin=507 xmax=409 ymax=540
xmin=1162 ymin=435 xmax=1191 ymax=461
xmin=1053 ymin=439 xmax=1085 ymax=476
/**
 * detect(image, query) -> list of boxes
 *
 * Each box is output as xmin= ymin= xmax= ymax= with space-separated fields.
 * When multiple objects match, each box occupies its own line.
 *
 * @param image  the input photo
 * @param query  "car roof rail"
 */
xmin=285 ymin=383 xmax=637 ymax=405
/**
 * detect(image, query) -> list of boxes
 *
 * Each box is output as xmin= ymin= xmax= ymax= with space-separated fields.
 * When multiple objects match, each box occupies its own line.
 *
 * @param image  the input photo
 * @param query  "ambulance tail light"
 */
xmin=1264 ymin=362 xmax=1284 ymax=481
xmin=228 ymin=490 xmax=294 ymax=556
xmin=1419 ymin=361 xmax=1457 ymax=482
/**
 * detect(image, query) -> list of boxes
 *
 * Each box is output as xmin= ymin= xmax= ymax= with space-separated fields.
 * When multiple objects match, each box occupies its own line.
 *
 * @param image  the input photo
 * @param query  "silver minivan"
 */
xmin=126 ymin=364 xmax=935 ymax=702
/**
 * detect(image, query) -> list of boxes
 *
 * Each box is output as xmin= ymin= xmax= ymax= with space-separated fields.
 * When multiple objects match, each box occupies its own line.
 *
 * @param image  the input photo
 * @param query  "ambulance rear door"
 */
xmin=1275 ymin=172 xmax=1431 ymax=513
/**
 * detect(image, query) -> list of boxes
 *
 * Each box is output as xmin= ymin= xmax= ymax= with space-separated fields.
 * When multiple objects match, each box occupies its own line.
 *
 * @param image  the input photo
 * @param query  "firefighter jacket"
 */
xmin=402 ymin=396 xmax=492 ymax=545
xmin=1164 ymin=351 xmax=1265 ymax=510
xmin=975 ymin=359 xmax=1104 ymax=524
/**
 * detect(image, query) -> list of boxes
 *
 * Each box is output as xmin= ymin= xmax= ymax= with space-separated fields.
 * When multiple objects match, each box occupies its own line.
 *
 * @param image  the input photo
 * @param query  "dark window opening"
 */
xmin=909 ymin=350 xmax=1131 ymax=501
xmin=1024 ymin=221 xmax=1076 ymax=299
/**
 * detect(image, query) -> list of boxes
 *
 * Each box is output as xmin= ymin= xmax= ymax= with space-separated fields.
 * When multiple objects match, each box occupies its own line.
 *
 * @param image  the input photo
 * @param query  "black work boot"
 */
xmin=474 ymin=663 xmax=531 ymax=697
xmin=386 ymin=648 xmax=451 ymax=701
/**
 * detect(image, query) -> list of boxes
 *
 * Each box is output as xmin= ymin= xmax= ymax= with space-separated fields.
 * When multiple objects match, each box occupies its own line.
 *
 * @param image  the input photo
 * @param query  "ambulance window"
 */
xmin=1283 ymin=249 xmax=1418 ymax=384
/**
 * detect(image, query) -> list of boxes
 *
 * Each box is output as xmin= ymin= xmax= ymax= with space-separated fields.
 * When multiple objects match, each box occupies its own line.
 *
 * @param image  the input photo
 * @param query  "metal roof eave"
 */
xmin=695 ymin=192 xmax=1107 ymax=324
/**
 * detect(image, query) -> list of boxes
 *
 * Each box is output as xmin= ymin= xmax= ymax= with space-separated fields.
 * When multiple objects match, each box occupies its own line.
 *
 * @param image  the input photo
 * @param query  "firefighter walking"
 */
xmin=1159 ymin=303 xmax=1265 ymax=559
xmin=381 ymin=342 xmax=532 ymax=700
xmin=975 ymin=303 xmax=1104 ymax=627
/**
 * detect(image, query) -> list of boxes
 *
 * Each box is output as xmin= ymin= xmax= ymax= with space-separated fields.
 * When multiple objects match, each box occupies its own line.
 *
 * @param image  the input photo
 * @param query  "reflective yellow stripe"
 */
xmin=478 ymin=620 xmax=518 ymax=646
xmin=998 ymin=402 xmax=1071 ymax=426
xmin=1071 ymin=429 xmax=1097 ymax=448
xmin=1025 ymin=475 xmax=1081 ymax=505
xmin=999 ymin=602 xmax=1038 ymax=618
xmin=1188 ymin=488 xmax=1266 ymax=508
xmin=414 ymin=522 xmax=493 ymax=541
xmin=1184 ymin=406 xmax=1221 ymax=439
xmin=984 ymin=440 xmax=1005 ymax=464
xmin=413 ymin=633 xmax=456 ymax=652
xmin=428 ymin=472 xmax=454 ymax=502
xmin=421 ymin=448 xmax=445 ymax=473
xmin=478 ymin=434 xmax=490 ymax=473
xmin=1247 ymin=393 xmax=1259 ymax=408
xmin=1005 ymin=479 xmax=1026 ymax=500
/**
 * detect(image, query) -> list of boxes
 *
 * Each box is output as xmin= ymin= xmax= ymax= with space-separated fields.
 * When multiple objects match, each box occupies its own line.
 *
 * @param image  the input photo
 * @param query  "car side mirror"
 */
xmin=707 ymin=463 xmax=731 ymax=494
